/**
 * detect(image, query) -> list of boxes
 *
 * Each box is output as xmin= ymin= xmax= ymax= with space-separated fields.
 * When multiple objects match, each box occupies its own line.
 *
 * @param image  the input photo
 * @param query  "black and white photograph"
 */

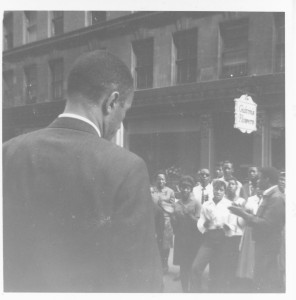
xmin=1 ymin=0 xmax=295 ymax=296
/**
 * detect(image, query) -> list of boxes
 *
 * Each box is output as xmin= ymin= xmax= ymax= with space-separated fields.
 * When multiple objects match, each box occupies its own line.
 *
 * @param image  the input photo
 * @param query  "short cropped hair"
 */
xmin=212 ymin=179 xmax=227 ymax=191
xmin=179 ymin=175 xmax=195 ymax=188
xmin=260 ymin=167 xmax=279 ymax=185
xmin=248 ymin=166 xmax=258 ymax=171
xmin=223 ymin=160 xmax=233 ymax=167
xmin=67 ymin=50 xmax=134 ymax=104
xmin=227 ymin=176 xmax=238 ymax=184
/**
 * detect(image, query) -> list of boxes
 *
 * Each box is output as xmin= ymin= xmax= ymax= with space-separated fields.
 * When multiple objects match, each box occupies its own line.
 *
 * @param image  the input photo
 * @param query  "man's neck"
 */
xmin=64 ymin=97 xmax=103 ymax=134
xmin=213 ymin=197 xmax=222 ymax=205
xmin=227 ymin=193 xmax=236 ymax=201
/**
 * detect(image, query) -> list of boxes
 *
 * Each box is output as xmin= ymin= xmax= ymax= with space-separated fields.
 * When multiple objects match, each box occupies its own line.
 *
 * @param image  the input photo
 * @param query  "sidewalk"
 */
xmin=162 ymin=249 xmax=182 ymax=292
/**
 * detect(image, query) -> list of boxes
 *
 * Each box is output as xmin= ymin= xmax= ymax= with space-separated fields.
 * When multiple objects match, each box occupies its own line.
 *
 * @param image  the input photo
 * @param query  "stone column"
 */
xmin=254 ymin=110 xmax=271 ymax=167
xmin=200 ymin=114 xmax=214 ymax=172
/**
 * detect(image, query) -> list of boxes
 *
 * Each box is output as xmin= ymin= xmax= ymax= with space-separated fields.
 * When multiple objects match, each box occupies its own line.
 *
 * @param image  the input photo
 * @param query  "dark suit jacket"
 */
xmin=3 ymin=117 xmax=162 ymax=292
xmin=245 ymin=186 xmax=285 ymax=291
xmin=248 ymin=186 xmax=285 ymax=250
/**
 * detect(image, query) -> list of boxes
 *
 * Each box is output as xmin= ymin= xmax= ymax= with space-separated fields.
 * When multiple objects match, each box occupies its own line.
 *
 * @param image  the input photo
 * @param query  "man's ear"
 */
xmin=102 ymin=91 xmax=119 ymax=115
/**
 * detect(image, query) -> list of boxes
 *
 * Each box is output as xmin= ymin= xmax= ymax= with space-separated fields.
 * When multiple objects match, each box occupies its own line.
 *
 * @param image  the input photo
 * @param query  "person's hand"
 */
xmin=223 ymin=223 xmax=231 ymax=231
xmin=203 ymin=219 xmax=211 ymax=229
xmin=228 ymin=205 xmax=246 ymax=217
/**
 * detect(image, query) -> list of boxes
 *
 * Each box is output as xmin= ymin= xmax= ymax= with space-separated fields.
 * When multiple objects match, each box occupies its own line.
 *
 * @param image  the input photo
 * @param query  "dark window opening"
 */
xmin=173 ymin=28 xmax=198 ymax=84
xmin=3 ymin=12 xmax=13 ymax=50
xmin=132 ymin=38 xmax=154 ymax=89
xmin=52 ymin=11 xmax=64 ymax=36
xmin=50 ymin=59 xmax=64 ymax=101
xmin=24 ymin=65 xmax=37 ymax=104
xmin=274 ymin=12 xmax=285 ymax=73
xmin=91 ymin=11 xmax=107 ymax=24
xmin=220 ymin=18 xmax=249 ymax=79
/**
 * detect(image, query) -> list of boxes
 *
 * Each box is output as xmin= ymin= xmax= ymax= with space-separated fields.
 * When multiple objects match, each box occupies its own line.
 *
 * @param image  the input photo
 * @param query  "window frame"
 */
xmin=173 ymin=27 xmax=198 ymax=84
xmin=132 ymin=37 xmax=154 ymax=90
xmin=3 ymin=70 xmax=14 ymax=107
xmin=274 ymin=12 xmax=285 ymax=73
xmin=90 ymin=11 xmax=107 ymax=25
xmin=51 ymin=11 xmax=64 ymax=36
xmin=24 ymin=64 xmax=37 ymax=104
xmin=24 ymin=11 xmax=37 ymax=43
xmin=219 ymin=18 xmax=249 ymax=79
xmin=49 ymin=58 xmax=64 ymax=101
xmin=3 ymin=12 xmax=13 ymax=50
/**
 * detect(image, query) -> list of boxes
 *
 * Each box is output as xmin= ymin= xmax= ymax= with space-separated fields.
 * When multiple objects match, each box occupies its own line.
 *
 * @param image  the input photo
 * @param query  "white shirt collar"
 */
xmin=262 ymin=185 xmax=278 ymax=196
xmin=58 ymin=113 xmax=101 ymax=137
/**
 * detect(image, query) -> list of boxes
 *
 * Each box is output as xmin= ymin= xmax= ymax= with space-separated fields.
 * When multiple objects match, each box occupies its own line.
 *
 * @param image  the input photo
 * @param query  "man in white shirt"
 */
xmin=193 ymin=168 xmax=213 ymax=206
xmin=191 ymin=179 xmax=236 ymax=292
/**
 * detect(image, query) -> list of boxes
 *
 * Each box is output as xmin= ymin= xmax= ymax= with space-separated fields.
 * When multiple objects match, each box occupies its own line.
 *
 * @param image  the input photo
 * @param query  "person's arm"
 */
xmin=228 ymin=196 xmax=285 ymax=232
xmin=197 ymin=206 xmax=209 ymax=233
xmin=186 ymin=198 xmax=201 ymax=222
xmin=169 ymin=189 xmax=176 ymax=203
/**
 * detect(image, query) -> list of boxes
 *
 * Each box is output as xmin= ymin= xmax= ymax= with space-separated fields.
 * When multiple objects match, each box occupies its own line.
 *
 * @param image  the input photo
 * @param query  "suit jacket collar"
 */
xmin=256 ymin=186 xmax=278 ymax=216
xmin=48 ymin=117 xmax=99 ymax=137
xmin=263 ymin=185 xmax=278 ymax=197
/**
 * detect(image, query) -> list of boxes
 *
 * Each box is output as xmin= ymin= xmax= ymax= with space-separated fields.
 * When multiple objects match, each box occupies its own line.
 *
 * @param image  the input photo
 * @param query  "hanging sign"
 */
xmin=234 ymin=94 xmax=257 ymax=133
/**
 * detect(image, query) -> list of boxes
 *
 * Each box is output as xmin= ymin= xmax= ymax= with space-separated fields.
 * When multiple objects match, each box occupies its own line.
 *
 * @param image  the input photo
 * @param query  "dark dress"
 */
xmin=172 ymin=195 xmax=202 ymax=291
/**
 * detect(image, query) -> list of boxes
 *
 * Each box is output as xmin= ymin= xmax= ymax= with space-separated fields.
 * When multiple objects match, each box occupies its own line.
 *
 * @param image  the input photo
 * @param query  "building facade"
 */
xmin=2 ymin=11 xmax=285 ymax=181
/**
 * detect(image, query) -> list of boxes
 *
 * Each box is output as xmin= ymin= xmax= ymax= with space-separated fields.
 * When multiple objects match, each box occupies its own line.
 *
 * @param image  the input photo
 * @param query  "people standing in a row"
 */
xmin=151 ymin=173 xmax=175 ymax=274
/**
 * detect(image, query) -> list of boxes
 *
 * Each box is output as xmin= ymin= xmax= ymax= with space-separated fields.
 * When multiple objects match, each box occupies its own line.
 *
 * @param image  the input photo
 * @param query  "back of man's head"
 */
xmin=67 ymin=50 xmax=134 ymax=104
xmin=260 ymin=167 xmax=279 ymax=185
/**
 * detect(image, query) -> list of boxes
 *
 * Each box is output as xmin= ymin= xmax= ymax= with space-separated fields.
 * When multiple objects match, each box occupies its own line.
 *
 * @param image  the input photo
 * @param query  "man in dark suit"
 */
xmin=3 ymin=50 xmax=162 ymax=292
xmin=229 ymin=167 xmax=285 ymax=292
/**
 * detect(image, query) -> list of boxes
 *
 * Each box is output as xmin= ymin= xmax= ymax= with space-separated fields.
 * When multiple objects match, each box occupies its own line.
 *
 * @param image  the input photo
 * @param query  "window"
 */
xmin=24 ymin=64 xmax=37 ymax=104
xmin=274 ymin=13 xmax=285 ymax=73
xmin=90 ymin=11 xmax=107 ymax=24
xmin=50 ymin=59 xmax=64 ymax=100
xmin=132 ymin=38 xmax=154 ymax=89
xmin=51 ymin=11 xmax=63 ymax=36
xmin=3 ymin=70 xmax=14 ymax=107
xmin=173 ymin=28 xmax=198 ymax=84
xmin=24 ymin=11 xmax=37 ymax=43
xmin=3 ymin=12 xmax=13 ymax=50
xmin=220 ymin=18 xmax=249 ymax=79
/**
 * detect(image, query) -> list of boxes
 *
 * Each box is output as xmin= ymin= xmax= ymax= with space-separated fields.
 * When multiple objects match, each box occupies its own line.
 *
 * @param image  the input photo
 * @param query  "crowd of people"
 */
xmin=151 ymin=161 xmax=285 ymax=293
xmin=3 ymin=50 xmax=285 ymax=293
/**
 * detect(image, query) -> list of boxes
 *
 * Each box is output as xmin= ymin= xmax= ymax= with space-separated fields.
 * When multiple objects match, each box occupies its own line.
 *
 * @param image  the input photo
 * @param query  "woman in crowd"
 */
xmin=151 ymin=172 xmax=175 ymax=273
xmin=190 ymin=179 xmax=235 ymax=292
xmin=171 ymin=176 xmax=202 ymax=292
xmin=236 ymin=189 xmax=262 ymax=291
xmin=223 ymin=177 xmax=245 ymax=292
